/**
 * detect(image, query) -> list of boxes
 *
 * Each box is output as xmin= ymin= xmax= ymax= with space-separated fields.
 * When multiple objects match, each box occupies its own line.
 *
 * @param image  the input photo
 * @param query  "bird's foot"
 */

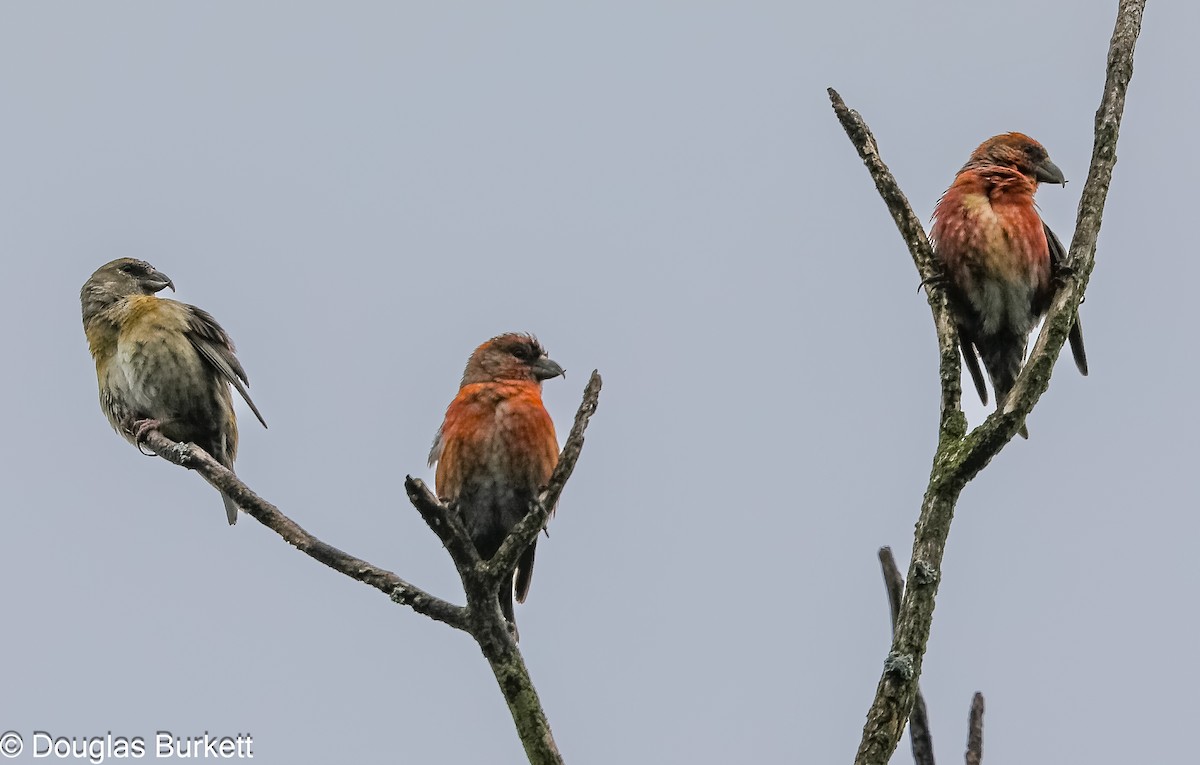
xmin=918 ymin=272 xmax=946 ymax=293
xmin=1052 ymin=262 xmax=1082 ymax=289
xmin=131 ymin=419 xmax=162 ymax=455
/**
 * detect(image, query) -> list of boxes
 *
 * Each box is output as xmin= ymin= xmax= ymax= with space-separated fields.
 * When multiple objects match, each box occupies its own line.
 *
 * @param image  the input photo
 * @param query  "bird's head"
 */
xmin=460 ymin=333 xmax=565 ymax=387
xmin=963 ymin=132 xmax=1066 ymax=187
xmin=81 ymin=258 xmax=175 ymax=323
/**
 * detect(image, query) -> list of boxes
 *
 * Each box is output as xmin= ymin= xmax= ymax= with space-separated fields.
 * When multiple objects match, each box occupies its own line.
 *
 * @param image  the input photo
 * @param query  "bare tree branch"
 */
xmin=400 ymin=373 xmax=602 ymax=765
xmin=827 ymin=90 xmax=966 ymax=440
xmin=471 ymin=611 xmax=565 ymax=765
xmin=139 ymin=431 xmax=468 ymax=630
xmin=404 ymin=475 xmax=481 ymax=575
xmin=994 ymin=0 xmax=1144 ymax=432
xmin=965 ymin=693 xmax=984 ymax=765
xmin=141 ymin=369 xmax=602 ymax=765
xmin=880 ymin=547 xmax=935 ymax=765
xmin=489 ymin=370 xmax=603 ymax=583
xmin=878 ymin=546 xmax=906 ymax=635
xmin=836 ymin=3 xmax=1146 ymax=763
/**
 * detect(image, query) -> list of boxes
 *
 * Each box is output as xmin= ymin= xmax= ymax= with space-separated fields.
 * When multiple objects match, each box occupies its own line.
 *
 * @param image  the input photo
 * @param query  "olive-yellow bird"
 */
xmin=81 ymin=258 xmax=266 ymax=523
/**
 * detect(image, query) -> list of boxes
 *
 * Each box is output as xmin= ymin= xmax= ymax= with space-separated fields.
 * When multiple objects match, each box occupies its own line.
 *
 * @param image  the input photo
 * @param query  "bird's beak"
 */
xmin=144 ymin=270 xmax=175 ymax=293
xmin=1034 ymin=157 xmax=1067 ymax=187
xmin=532 ymin=357 xmax=565 ymax=381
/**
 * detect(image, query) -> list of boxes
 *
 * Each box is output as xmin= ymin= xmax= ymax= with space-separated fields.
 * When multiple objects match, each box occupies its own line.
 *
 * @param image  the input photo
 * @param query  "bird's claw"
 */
xmin=1052 ymin=262 xmax=1082 ymax=289
xmin=918 ymin=272 xmax=946 ymax=293
xmin=131 ymin=419 xmax=162 ymax=455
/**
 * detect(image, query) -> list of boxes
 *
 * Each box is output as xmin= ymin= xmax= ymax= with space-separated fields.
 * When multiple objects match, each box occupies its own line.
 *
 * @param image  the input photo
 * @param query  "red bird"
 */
xmin=429 ymin=333 xmax=564 ymax=636
xmin=930 ymin=133 xmax=1088 ymax=436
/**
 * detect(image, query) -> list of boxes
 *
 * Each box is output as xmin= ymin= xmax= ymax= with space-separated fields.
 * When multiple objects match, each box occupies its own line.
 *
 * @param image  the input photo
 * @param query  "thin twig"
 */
xmin=404 ymin=475 xmax=481 ymax=575
xmin=995 ymin=0 xmax=1144 ymax=432
xmin=838 ymin=3 xmax=1146 ymax=763
xmin=139 ymin=431 xmax=468 ymax=631
xmin=488 ymin=370 xmax=603 ymax=582
xmin=965 ymin=693 xmax=984 ymax=765
xmin=879 ymin=548 xmax=935 ymax=765
xmin=828 ymin=90 xmax=965 ymax=440
xmin=879 ymin=547 xmax=906 ymax=634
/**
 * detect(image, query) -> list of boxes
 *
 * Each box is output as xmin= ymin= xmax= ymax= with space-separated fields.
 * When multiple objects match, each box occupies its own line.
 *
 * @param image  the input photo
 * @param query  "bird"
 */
xmin=81 ymin=258 xmax=267 ymax=523
xmin=929 ymin=133 xmax=1088 ymax=437
xmin=429 ymin=333 xmax=564 ymax=637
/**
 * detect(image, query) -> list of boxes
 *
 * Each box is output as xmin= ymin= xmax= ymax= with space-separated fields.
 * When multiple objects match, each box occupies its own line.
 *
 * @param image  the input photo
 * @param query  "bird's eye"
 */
xmin=512 ymin=345 xmax=534 ymax=361
xmin=118 ymin=262 xmax=143 ymax=275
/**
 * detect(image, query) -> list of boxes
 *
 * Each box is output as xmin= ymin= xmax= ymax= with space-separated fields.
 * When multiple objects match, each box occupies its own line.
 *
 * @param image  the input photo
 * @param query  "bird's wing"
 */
xmin=428 ymin=427 xmax=444 ymax=467
xmin=1045 ymin=222 xmax=1089 ymax=376
xmin=184 ymin=304 xmax=268 ymax=428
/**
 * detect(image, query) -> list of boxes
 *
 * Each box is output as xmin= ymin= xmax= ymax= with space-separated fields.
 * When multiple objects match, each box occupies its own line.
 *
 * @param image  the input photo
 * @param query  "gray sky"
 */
xmin=1 ymin=2 xmax=1195 ymax=763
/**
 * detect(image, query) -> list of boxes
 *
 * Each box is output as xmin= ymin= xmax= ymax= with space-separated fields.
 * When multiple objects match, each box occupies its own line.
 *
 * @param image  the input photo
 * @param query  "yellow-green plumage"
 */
xmin=81 ymin=258 xmax=265 ymax=524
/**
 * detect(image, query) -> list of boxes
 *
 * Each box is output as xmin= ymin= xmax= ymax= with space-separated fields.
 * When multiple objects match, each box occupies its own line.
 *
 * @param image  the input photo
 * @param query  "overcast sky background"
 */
xmin=0 ymin=2 xmax=1194 ymax=763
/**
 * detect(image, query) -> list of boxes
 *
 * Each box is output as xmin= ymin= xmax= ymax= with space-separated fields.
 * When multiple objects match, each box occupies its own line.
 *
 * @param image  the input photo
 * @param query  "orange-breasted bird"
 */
xmin=81 ymin=258 xmax=267 ymax=523
xmin=930 ymin=133 xmax=1088 ymax=436
xmin=429 ymin=333 xmax=564 ymax=636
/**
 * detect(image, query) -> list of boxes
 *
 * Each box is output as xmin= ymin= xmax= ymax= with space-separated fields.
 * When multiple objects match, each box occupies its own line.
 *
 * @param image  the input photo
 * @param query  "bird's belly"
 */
xmin=115 ymin=335 xmax=209 ymax=421
xmin=954 ymin=211 xmax=1048 ymax=338
xmin=966 ymin=277 xmax=1038 ymax=337
xmin=456 ymin=472 xmax=534 ymax=556
xmin=458 ymin=428 xmax=544 ymax=544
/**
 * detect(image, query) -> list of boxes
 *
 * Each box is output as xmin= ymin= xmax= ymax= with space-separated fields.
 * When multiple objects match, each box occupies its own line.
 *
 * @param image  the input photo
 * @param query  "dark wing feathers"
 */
xmin=1067 ymin=319 xmax=1088 ymax=376
xmin=1044 ymin=220 xmax=1067 ymax=270
xmin=514 ymin=542 xmax=536 ymax=604
xmin=1044 ymin=223 xmax=1089 ymax=376
xmin=958 ymin=327 xmax=990 ymax=406
xmin=184 ymin=304 xmax=268 ymax=428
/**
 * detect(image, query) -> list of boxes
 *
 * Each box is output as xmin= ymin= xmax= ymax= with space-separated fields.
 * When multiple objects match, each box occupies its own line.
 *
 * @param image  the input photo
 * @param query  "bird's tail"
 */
xmin=960 ymin=334 xmax=989 ymax=406
xmin=222 ymin=492 xmax=239 ymax=525
xmin=500 ymin=576 xmax=519 ymax=642
xmin=208 ymin=439 xmax=241 ymax=525
xmin=498 ymin=542 xmax=537 ymax=642
xmin=514 ymin=540 xmax=537 ymax=604
xmin=979 ymin=336 xmax=1029 ymax=439
xmin=1069 ymin=318 xmax=1089 ymax=376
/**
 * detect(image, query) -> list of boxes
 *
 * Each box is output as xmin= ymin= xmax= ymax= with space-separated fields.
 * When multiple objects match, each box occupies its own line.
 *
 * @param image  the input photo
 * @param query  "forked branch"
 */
xmin=834 ymin=2 xmax=1145 ymax=763
xmin=142 ymin=370 xmax=603 ymax=765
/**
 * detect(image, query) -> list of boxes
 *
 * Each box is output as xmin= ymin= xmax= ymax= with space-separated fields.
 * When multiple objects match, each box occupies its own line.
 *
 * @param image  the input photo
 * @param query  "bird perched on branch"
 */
xmin=930 ymin=133 xmax=1088 ymax=436
xmin=81 ymin=258 xmax=267 ymax=523
xmin=429 ymin=333 xmax=564 ymax=637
